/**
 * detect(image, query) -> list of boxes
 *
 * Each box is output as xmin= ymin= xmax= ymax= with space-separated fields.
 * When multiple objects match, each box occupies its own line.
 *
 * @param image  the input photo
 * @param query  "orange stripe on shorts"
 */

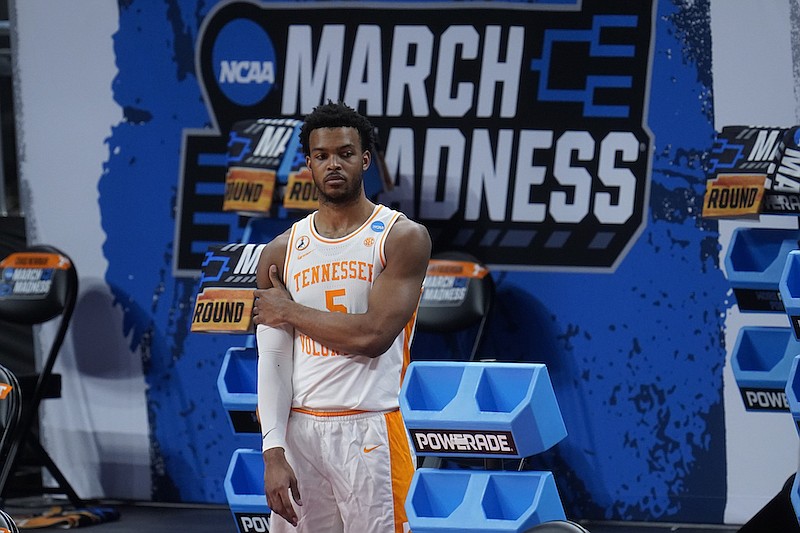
xmin=385 ymin=409 xmax=414 ymax=533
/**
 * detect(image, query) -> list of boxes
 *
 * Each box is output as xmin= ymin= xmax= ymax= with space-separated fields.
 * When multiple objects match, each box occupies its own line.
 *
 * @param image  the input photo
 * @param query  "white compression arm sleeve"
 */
xmin=256 ymin=324 xmax=294 ymax=452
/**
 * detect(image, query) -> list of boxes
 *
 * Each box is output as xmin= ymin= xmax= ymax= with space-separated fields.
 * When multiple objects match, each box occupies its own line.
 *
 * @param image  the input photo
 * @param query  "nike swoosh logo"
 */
xmin=363 ymin=445 xmax=382 ymax=453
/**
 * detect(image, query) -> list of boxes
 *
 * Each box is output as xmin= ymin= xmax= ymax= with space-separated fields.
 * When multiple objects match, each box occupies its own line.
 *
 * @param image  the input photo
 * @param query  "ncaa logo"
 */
xmin=212 ymin=18 xmax=277 ymax=106
xmin=371 ymin=221 xmax=385 ymax=233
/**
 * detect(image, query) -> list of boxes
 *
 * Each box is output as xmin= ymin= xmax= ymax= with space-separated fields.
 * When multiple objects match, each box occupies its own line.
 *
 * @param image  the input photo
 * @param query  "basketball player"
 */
xmin=252 ymin=101 xmax=431 ymax=533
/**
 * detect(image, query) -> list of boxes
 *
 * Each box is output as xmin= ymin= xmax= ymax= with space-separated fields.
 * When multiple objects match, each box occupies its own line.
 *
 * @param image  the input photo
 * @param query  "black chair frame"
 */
xmin=416 ymin=250 xmax=495 ymax=363
xmin=0 ymin=245 xmax=83 ymax=506
xmin=0 ymin=362 xmax=21 ymax=485
xmin=416 ymin=251 xmax=496 ymax=470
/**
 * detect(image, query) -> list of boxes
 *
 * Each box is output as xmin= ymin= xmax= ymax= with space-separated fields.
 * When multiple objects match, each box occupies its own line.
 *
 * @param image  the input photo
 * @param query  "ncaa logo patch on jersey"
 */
xmin=371 ymin=221 xmax=385 ymax=233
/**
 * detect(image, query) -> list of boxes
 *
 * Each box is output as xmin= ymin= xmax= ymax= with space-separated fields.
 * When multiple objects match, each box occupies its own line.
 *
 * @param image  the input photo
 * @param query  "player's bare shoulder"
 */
xmin=385 ymin=214 xmax=431 ymax=268
xmin=256 ymin=228 xmax=292 ymax=289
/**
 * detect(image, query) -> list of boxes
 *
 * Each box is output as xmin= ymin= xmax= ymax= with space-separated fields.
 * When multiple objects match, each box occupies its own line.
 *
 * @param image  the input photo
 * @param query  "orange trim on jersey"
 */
xmin=385 ymin=409 xmax=414 ymax=533
xmin=400 ymin=289 xmax=422 ymax=385
xmin=378 ymin=211 xmax=402 ymax=268
xmin=400 ymin=308 xmax=417 ymax=385
xmin=309 ymin=205 xmax=384 ymax=244
xmin=291 ymin=407 xmax=369 ymax=417
xmin=283 ymin=223 xmax=301 ymax=283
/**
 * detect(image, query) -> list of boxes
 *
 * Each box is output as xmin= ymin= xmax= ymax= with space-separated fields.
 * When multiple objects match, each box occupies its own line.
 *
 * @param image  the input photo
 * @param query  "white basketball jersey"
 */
xmin=283 ymin=204 xmax=415 ymax=412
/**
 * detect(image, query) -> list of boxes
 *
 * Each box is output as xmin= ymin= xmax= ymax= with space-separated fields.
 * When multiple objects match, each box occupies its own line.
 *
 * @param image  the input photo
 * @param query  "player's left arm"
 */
xmin=356 ymin=217 xmax=431 ymax=355
xmin=254 ymin=217 xmax=431 ymax=358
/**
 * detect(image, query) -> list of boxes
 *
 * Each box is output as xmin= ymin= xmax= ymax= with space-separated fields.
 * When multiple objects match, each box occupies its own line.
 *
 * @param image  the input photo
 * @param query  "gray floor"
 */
xmin=1 ymin=497 xmax=745 ymax=532
xmin=580 ymin=521 xmax=739 ymax=533
xmin=3 ymin=499 xmax=232 ymax=532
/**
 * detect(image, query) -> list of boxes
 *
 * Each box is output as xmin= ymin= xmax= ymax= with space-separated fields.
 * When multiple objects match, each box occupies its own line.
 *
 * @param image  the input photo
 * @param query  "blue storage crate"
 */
xmin=780 ymin=250 xmax=800 ymax=340
xmin=405 ymin=469 xmax=565 ymax=533
xmin=786 ymin=355 xmax=800 ymax=435
xmin=400 ymin=362 xmax=567 ymax=458
xmin=731 ymin=327 xmax=796 ymax=412
xmin=217 ymin=346 xmax=260 ymax=435
xmin=725 ymin=227 xmax=800 ymax=312
xmin=224 ymin=448 xmax=271 ymax=533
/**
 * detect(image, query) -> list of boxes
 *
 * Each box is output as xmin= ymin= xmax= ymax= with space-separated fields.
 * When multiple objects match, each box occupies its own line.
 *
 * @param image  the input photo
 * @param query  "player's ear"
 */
xmin=362 ymin=150 xmax=371 ymax=171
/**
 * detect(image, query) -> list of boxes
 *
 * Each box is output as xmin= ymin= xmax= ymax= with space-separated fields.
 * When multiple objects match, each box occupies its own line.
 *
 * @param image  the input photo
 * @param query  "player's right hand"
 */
xmin=263 ymin=448 xmax=303 ymax=527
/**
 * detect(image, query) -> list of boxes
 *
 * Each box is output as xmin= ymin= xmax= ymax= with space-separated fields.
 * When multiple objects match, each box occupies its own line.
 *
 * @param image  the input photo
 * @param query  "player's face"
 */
xmin=306 ymin=127 xmax=370 ymax=206
xmin=306 ymin=127 xmax=371 ymax=204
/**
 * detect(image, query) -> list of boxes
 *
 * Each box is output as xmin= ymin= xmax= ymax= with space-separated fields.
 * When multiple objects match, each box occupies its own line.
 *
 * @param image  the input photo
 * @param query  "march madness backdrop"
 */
xmin=14 ymin=0 xmax=800 ymax=525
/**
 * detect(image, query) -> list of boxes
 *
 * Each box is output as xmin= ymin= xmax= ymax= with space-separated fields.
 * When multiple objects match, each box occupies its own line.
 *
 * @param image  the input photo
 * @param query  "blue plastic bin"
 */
xmin=224 ymin=448 xmax=271 ymax=533
xmin=780 ymin=250 xmax=800 ymax=339
xmin=400 ymin=362 xmax=567 ymax=458
xmin=725 ymin=227 xmax=800 ymax=312
xmin=217 ymin=346 xmax=260 ymax=435
xmin=405 ymin=469 xmax=566 ymax=533
xmin=731 ymin=327 xmax=796 ymax=412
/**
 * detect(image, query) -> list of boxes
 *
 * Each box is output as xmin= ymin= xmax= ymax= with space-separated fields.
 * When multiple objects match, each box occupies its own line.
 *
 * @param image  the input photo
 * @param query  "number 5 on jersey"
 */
xmin=326 ymin=288 xmax=347 ymax=313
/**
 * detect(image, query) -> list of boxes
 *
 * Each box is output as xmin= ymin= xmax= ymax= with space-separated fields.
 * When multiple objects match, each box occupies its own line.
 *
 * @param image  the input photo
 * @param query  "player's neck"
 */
xmin=314 ymin=198 xmax=376 ymax=239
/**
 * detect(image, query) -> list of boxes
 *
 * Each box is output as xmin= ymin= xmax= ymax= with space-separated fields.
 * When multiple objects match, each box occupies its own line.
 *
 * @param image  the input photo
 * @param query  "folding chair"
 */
xmin=0 ymin=245 xmax=83 ymax=506
xmin=415 ymin=250 xmax=495 ymax=363
xmin=414 ymin=251 xmax=495 ymax=469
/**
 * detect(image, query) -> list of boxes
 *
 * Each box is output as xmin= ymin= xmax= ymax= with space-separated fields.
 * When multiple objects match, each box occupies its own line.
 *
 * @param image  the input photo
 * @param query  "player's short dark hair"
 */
xmin=299 ymin=101 xmax=375 ymax=156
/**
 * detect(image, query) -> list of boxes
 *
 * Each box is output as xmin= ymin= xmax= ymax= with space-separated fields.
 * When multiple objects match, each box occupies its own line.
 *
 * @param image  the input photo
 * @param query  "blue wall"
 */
xmin=100 ymin=0 xmax=729 ymax=522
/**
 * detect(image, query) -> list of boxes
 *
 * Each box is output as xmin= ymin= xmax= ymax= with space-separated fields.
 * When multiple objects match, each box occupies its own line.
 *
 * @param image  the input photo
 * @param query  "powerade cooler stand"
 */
xmin=400 ymin=361 xmax=569 ymax=533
